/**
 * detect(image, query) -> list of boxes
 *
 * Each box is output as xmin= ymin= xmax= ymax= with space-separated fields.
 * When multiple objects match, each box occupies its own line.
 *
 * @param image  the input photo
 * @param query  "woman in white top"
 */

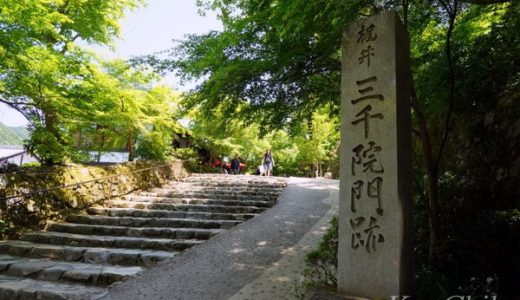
xmin=261 ymin=149 xmax=275 ymax=176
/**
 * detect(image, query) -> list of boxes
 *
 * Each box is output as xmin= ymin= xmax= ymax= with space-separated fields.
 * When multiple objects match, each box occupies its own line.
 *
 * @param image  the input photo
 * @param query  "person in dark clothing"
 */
xmin=231 ymin=155 xmax=241 ymax=175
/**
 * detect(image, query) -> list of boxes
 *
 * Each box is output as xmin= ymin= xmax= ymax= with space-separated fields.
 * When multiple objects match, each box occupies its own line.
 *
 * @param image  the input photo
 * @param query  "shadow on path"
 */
xmin=103 ymin=177 xmax=338 ymax=300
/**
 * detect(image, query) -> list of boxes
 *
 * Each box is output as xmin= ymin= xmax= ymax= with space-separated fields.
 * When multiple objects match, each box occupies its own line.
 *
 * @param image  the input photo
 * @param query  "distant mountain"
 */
xmin=0 ymin=122 xmax=29 ymax=145
xmin=10 ymin=125 xmax=30 ymax=140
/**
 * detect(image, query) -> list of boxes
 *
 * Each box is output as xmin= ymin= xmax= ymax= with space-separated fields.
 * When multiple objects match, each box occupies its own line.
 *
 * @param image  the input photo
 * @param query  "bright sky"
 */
xmin=0 ymin=0 xmax=221 ymax=127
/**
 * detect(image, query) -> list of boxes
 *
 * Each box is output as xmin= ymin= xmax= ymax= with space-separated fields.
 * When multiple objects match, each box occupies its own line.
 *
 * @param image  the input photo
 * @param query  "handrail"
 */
xmin=0 ymin=149 xmax=40 ymax=167
xmin=0 ymin=151 xmax=27 ymax=162
xmin=0 ymin=150 xmax=27 ymax=161
xmin=0 ymin=162 xmax=177 ymax=202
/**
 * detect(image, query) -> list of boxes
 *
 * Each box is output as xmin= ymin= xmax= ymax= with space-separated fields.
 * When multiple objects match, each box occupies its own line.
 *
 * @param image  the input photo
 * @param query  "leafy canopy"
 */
xmin=146 ymin=0 xmax=394 ymax=131
xmin=0 ymin=0 xmax=185 ymax=163
xmin=187 ymin=101 xmax=339 ymax=176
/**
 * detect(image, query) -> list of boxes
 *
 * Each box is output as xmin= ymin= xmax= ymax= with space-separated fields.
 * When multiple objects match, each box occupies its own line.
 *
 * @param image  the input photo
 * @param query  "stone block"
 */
xmin=62 ymin=268 xmax=100 ymax=285
xmin=83 ymin=248 xmax=110 ymax=264
xmin=32 ymin=244 xmax=65 ymax=259
xmin=338 ymin=11 xmax=413 ymax=299
xmin=97 ymin=266 xmax=141 ymax=286
xmin=8 ymin=260 xmax=54 ymax=277
xmin=0 ymin=241 xmax=33 ymax=257
xmin=39 ymin=265 xmax=69 ymax=281
xmin=63 ymin=248 xmax=85 ymax=262
xmin=0 ymin=258 xmax=19 ymax=271
xmin=107 ymin=251 xmax=140 ymax=266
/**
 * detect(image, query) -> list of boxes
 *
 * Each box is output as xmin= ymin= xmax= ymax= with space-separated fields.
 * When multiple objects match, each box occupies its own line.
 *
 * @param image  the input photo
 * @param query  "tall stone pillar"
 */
xmin=338 ymin=11 xmax=413 ymax=299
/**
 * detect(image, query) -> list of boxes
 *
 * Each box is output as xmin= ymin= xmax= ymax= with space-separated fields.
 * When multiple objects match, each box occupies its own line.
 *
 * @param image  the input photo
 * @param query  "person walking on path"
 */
xmin=261 ymin=149 xmax=275 ymax=176
xmin=231 ymin=155 xmax=241 ymax=175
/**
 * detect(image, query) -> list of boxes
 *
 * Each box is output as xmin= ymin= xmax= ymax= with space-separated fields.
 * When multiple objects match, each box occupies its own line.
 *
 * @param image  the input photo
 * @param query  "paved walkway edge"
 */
xmin=228 ymin=185 xmax=339 ymax=300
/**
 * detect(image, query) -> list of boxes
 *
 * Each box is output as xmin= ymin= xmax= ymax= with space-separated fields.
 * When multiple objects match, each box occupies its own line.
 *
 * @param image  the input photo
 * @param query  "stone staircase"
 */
xmin=0 ymin=174 xmax=286 ymax=299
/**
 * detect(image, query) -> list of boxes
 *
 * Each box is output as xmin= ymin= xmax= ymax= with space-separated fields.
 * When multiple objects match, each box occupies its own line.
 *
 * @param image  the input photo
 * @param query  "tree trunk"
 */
xmin=426 ymin=166 xmax=441 ymax=262
xmin=97 ymin=126 xmax=105 ymax=163
xmin=402 ymin=0 xmax=444 ymax=263
xmin=43 ymin=110 xmax=62 ymax=165
xmin=127 ymin=131 xmax=135 ymax=161
xmin=412 ymin=90 xmax=441 ymax=263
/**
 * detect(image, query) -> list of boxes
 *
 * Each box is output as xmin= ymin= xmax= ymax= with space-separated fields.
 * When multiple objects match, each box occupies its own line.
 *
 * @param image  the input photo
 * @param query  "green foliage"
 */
xmin=1 ymin=0 xmax=517 ymax=296
xmin=136 ymin=131 xmax=172 ymax=161
xmin=68 ymin=60 xmax=183 ymax=162
xmin=410 ymin=4 xmax=520 ymax=298
xmin=145 ymin=0 xmax=392 ymax=130
xmin=159 ymin=0 xmax=520 ymax=297
xmin=172 ymin=148 xmax=198 ymax=160
xmin=415 ymin=212 xmax=519 ymax=299
xmin=20 ymin=162 xmax=41 ymax=168
xmin=27 ymin=126 xmax=72 ymax=164
xmin=294 ymin=216 xmax=338 ymax=299
xmin=0 ymin=0 xmax=175 ymax=164
xmin=304 ymin=216 xmax=338 ymax=286
xmin=0 ymin=219 xmax=6 ymax=235
xmin=186 ymin=101 xmax=339 ymax=176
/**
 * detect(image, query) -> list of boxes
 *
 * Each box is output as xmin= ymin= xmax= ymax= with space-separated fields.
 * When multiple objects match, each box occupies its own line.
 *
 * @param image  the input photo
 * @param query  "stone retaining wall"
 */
xmin=0 ymin=160 xmax=189 ymax=237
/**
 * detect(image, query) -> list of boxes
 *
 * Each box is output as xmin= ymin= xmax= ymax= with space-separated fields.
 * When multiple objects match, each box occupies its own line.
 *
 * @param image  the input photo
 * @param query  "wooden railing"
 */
xmin=0 ymin=150 xmax=39 ymax=166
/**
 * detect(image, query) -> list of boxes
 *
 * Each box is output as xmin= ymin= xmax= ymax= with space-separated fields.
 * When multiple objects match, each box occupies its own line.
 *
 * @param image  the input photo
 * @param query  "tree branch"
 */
xmin=0 ymin=98 xmax=36 ymax=127
xmin=462 ymin=0 xmax=510 ymax=4
xmin=435 ymin=0 xmax=459 ymax=168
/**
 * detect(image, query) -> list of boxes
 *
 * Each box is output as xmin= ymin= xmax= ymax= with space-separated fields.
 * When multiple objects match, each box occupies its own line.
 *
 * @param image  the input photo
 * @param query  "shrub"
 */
xmin=292 ymin=216 xmax=338 ymax=299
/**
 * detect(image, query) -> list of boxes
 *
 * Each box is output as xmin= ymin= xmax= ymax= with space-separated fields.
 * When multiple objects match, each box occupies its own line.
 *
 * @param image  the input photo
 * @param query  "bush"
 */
xmin=304 ymin=216 xmax=338 ymax=286
xmin=172 ymin=148 xmax=198 ymax=160
xmin=26 ymin=126 xmax=87 ymax=164
xmin=136 ymin=132 xmax=173 ymax=161
xmin=295 ymin=215 xmax=338 ymax=300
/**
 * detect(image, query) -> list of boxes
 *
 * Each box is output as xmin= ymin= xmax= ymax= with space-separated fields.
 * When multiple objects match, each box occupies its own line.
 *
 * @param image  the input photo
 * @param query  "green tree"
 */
xmin=0 ymin=0 xmax=144 ymax=163
xmin=146 ymin=0 xmax=364 ymax=129
xmin=69 ymin=59 xmax=182 ymax=162
xmin=186 ymin=102 xmax=339 ymax=177
xmin=154 ymin=0 xmax=519 ymax=297
xmin=187 ymin=103 xmax=268 ymax=167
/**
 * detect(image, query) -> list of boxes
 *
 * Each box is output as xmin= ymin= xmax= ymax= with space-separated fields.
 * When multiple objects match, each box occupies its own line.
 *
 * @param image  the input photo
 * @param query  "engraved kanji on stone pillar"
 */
xmin=338 ymin=11 xmax=413 ymax=299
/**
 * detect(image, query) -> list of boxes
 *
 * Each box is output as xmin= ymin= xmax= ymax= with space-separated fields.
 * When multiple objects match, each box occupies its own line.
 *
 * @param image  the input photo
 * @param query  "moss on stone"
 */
xmin=0 ymin=160 xmax=189 ymax=239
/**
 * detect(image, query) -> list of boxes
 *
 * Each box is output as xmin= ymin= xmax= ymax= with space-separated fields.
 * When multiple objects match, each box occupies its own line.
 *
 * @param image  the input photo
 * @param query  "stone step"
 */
xmin=185 ymin=173 xmax=285 ymax=180
xmin=124 ymin=195 xmax=275 ymax=208
xmin=87 ymin=207 xmax=257 ymax=221
xmin=160 ymin=192 xmax=282 ymax=200
xmin=106 ymin=200 xmax=267 ymax=214
xmin=145 ymin=191 xmax=278 ymax=201
xmin=167 ymin=179 xmax=284 ymax=187
xmin=0 ymin=274 xmax=108 ymax=300
xmin=136 ymin=191 xmax=276 ymax=202
xmin=0 ymin=241 xmax=175 ymax=267
xmin=20 ymin=232 xmax=204 ymax=252
xmin=65 ymin=214 xmax=242 ymax=229
xmin=179 ymin=184 xmax=285 ymax=192
xmin=159 ymin=184 xmax=284 ymax=195
xmin=46 ymin=222 xmax=224 ymax=240
xmin=0 ymin=255 xmax=142 ymax=286
xmin=182 ymin=175 xmax=286 ymax=185
xmin=180 ymin=180 xmax=286 ymax=189
xmin=0 ymin=174 xmax=287 ymax=298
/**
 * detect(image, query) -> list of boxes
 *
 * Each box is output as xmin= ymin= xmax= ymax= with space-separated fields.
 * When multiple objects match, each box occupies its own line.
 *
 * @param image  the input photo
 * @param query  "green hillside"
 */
xmin=0 ymin=122 xmax=29 ymax=145
xmin=10 ymin=125 xmax=30 ymax=140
